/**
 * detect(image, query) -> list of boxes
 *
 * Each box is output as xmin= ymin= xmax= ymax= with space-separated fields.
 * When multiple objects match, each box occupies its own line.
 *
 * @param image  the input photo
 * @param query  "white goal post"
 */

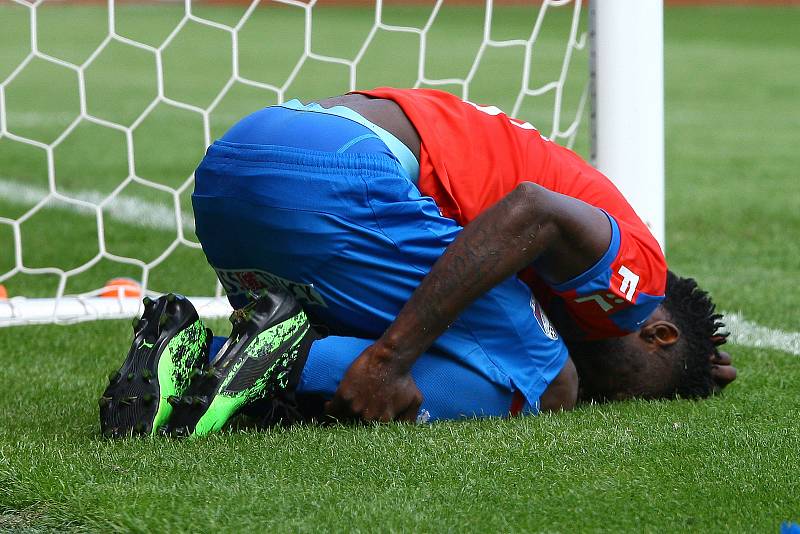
xmin=590 ymin=0 xmax=665 ymax=248
xmin=0 ymin=0 xmax=664 ymax=326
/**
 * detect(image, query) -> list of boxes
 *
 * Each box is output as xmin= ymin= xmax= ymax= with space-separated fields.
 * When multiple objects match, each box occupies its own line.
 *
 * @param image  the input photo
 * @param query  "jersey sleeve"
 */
xmin=536 ymin=213 xmax=667 ymax=340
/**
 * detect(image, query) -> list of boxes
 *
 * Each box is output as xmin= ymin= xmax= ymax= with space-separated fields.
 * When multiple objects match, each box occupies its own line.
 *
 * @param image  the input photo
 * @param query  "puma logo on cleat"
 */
xmin=138 ymin=340 xmax=155 ymax=350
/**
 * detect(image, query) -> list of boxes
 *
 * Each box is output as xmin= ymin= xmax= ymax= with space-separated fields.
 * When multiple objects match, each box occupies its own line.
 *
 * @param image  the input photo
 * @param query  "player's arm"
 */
xmin=325 ymin=181 xmax=611 ymax=422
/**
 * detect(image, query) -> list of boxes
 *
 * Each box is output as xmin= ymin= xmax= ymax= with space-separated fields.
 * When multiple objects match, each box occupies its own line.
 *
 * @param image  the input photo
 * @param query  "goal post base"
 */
xmin=0 ymin=296 xmax=233 ymax=327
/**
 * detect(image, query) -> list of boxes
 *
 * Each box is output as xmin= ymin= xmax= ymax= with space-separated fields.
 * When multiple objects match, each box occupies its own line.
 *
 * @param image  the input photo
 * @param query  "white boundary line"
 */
xmin=724 ymin=311 xmax=800 ymax=357
xmin=0 ymin=178 xmax=194 ymax=232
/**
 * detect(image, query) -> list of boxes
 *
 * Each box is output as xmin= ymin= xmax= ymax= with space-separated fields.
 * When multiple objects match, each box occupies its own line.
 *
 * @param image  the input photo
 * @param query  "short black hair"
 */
xmin=661 ymin=270 xmax=728 ymax=398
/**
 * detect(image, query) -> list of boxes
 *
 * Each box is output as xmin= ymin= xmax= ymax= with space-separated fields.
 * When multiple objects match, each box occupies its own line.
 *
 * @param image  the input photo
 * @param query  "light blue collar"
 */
xmin=279 ymin=99 xmax=420 ymax=185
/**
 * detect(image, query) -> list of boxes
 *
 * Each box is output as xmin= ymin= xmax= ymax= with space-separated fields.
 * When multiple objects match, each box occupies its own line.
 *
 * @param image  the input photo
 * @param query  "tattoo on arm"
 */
xmin=378 ymin=187 xmax=554 ymax=368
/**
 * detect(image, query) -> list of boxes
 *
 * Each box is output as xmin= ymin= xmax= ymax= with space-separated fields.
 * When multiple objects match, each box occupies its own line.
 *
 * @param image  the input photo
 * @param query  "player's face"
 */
xmin=570 ymin=307 xmax=683 ymax=402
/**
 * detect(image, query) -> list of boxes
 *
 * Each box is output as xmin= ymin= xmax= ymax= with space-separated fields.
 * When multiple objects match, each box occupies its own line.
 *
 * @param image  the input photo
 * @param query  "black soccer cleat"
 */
xmin=181 ymin=291 xmax=318 ymax=438
xmin=99 ymin=293 xmax=211 ymax=438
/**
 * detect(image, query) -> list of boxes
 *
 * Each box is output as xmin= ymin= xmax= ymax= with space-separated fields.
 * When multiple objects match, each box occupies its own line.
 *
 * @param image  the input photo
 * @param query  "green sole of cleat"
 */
xmin=190 ymin=305 xmax=311 ymax=438
xmin=191 ymin=395 xmax=243 ymax=437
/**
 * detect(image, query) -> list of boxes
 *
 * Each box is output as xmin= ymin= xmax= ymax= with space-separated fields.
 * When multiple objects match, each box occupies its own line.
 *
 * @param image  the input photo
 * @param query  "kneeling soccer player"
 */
xmin=99 ymin=89 xmax=736 ymax=437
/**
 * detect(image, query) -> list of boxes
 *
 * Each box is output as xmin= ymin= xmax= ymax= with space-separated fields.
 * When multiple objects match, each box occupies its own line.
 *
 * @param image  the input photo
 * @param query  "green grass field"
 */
xmin=1 ymin=4 xmax=799 ymax=532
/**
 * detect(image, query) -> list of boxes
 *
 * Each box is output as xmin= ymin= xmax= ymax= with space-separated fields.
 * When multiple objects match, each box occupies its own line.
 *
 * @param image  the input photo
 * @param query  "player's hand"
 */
xmin=710 ymin=350 xmax=737 ymax=391
xmin=325 ymin=347 xmax=423 ymax=423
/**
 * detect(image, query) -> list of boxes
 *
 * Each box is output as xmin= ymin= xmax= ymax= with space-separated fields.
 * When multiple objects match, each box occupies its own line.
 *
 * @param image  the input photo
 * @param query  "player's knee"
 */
xmin=539 ymin=356 xmax=578 ymax=412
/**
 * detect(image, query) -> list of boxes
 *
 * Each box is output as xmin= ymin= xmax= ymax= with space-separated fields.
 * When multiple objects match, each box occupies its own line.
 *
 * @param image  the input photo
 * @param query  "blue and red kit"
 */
xmin=356 ymin=88 xmax=667 ymax=340
xmin=193 ymin=88 xmax=666 ymax=419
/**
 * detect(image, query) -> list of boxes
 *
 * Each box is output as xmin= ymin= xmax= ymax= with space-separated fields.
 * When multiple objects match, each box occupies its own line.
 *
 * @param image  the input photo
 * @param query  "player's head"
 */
xmin=569 ymin=271 xmax=732 ymax=403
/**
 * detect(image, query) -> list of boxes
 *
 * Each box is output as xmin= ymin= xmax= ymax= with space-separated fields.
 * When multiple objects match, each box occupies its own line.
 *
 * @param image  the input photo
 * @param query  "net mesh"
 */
xmin=0 ymin=0 xmax=588 ymax=325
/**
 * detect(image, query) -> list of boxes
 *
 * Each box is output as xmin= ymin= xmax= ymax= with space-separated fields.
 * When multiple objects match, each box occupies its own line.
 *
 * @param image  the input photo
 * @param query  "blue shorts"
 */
xmin=193 ymin=105 xmax=569 ymax=413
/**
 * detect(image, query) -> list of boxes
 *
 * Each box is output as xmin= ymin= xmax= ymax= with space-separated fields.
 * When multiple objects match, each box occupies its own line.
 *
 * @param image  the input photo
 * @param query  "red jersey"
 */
xmin=356 ymin=87 xmax=667 ymax=339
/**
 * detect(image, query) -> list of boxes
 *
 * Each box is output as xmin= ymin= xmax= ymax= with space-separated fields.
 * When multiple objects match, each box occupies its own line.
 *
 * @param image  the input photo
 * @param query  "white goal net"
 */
xmin=0 ymin=0 xmax=592 ymax=326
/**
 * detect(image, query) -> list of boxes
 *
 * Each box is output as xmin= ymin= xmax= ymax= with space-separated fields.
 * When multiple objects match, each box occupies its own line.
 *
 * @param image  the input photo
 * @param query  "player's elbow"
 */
xmin=505 ymin=181 xmax=559 ymax=235
xmin=503 ymin=182 xmax=564 ymax=263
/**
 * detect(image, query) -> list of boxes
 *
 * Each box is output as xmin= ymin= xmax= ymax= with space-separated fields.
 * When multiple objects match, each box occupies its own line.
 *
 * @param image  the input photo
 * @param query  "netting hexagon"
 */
xmin=237 ymin=3 xmax=306 ymax=87
xmin=36 ymin=0 xmax=108 ymax=65
xmin=18 ymin=197 xmax=100 ymax=272
xmin=53 ymin=120 xmax=128 ymax=200
xmin=100 ymin=180 xmax=181 ymax=265
xmin=161 ymin=19 xmax=233 ymax=109
xmin=83 ymin=39 xmax=159 ymax=127
xmin=4 ymin=56 xmax=80 ymax=144
xmin=0 ymin=0 xmax=590 ymax=325
xmin=132 ymin=102 xmax=205 ymax=189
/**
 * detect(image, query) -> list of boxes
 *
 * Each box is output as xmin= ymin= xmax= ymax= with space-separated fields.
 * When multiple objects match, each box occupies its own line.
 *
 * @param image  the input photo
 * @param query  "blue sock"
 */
xmin=297 ymin=336 xmax=519 ymax=421
xmin=209 ymin=334 xmax=522 ymax=421
xmin=210 ymin=336 xmax=227 ymax=362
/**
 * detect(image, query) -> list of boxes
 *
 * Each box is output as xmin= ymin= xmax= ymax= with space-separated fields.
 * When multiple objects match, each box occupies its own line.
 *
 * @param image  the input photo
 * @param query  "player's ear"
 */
xmin=640 ymin=320 xmax=680 ymax=348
